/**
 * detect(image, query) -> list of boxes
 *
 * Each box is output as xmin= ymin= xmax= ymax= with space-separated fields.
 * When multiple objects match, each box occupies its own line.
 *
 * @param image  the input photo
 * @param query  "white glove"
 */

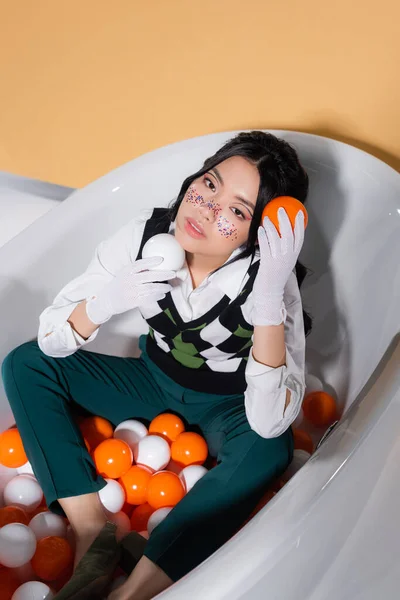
xmin=252 ymin=207 xmax=305 ymax=326
xmin=86 ymin=256 xmax=176 ymax=325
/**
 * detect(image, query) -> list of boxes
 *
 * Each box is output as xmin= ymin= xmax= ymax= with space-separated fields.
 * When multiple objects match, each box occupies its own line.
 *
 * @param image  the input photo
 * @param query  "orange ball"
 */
xmin=147 ymin=471 xmax=185 ymax=510
xmin=302 ymin=391 xmax=338 ymax=428
xmin=121 ymin=501 xmax=134 ymax=518
xmin=30 ymin=504 xmax=49 ymax=519
xmin=130 ymin=503 xmax=155 ymax=532
xmin=0 ymin=428 xmax=27 ymax=468
xmin=119 ymin=465 xmax=152 ymax=505
xmin=93 ymin=438 xmax=133 ymax=479
xmin=79 ymin=416 xmax=114 ymax=451
xmin=0 ymin=567 xmax=20 ymax=600
xmin=293 ymin=428 xmax=314 ymax=454
xmin=51 ymin=564 xmax=74 ymax=592
xmin=149 ymin=413 xmax=185 ymax=444
xmin=0 ymin=505 xmax=29 ymax=527
xmin=171 ymin=432 xmax=208 ymax=467
xmin=31 ymin=536 xmax=73 ymax=581
xmin=262 ymin=196 xmax=308 ymax=234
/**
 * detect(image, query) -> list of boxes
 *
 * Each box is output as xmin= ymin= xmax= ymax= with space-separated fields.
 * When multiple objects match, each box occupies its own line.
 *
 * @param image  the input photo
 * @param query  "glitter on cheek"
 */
xmin=217 ymin=216 xmax=238 ymax=241
xmin=205 ymin=200 xmax=222 ymax=219
xmin=186 ymin=185 xmax=203 ymax=206
xmin=185 ymin=186 xmax=222 ymax=219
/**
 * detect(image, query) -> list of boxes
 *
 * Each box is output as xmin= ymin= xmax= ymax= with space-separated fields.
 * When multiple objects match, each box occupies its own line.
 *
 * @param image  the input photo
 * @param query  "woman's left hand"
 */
xmin=252 ymin=207 xmax=305 ymax=326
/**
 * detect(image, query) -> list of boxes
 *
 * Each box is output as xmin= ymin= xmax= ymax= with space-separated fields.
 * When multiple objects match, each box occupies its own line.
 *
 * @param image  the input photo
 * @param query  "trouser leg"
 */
xmin=1 ymin=340 xmax=171 ymax=514
xmin=143 ymin=399 xmax=293 ymax=582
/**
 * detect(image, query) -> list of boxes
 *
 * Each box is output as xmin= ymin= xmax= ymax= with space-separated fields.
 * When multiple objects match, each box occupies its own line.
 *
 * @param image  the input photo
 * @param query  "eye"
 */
xmin=204 ymin=177 xmax=216 ymax=191
xmin=231 ymin=207 xmax=245 ymax=220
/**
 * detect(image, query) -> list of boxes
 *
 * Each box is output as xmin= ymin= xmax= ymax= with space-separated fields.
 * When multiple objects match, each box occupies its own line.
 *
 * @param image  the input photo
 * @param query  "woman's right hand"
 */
xmin=85 ymin=256 xmax=175 ymax=325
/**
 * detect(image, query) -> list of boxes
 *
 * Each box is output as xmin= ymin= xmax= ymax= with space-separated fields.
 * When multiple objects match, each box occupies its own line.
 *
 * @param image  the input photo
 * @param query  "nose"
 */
xmin=198 ymin=199 xmax=220 ymax=223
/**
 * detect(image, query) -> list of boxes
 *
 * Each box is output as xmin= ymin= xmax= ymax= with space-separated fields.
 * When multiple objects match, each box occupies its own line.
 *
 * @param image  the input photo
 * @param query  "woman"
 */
xmin=2 ymin=131 xmax=311 ymax=600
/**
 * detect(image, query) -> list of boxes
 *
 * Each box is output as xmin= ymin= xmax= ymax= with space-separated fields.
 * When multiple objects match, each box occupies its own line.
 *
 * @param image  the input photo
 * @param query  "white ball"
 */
xmin=114 ymin=420 xmax=148 ymax=452
xmin=0 ymin=523 xmax=37 ymax=567
xmin=4 ymin=475 xmax=43 ymax=512
xmin=0 ymin=463 xmax=18 ymax=508
xmin=12 ymin=581 xmax=54 ymax=600
xmin=284 ymin=449 xmax=311 ymax=480
xmin=134 ymin=435 xmax=170 ymax=472
xmin=98 ymin=479 xmax=125 ymax=514
xmin=29 ymin=511 xmax=67 ymax=540
xmin=179 ymin=465 xmax=208 ymax=493
xmin=106 ymin=510 xmax=131 ymax=539
xmin=305 ymin=374 xmax=324 ymax=395
xmin=17 ymin=461 xmax=34 ymax=476
xmin=142 ymin=234 xmax=185 ymax=271
xmin=147 ymin=507 xmax=173 ymax=536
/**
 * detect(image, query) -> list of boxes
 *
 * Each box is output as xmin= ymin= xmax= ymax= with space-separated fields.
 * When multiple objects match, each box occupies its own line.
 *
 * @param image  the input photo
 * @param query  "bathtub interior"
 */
xmin=299 ymin=141 xmax=400 ymax=417
xmin=0 ymin=129 xmax=399 ymax=435
xmin=0 ymin=130 xmax=399 ymax=599
xmin=0 ymin=171 xmax=75 ymax=249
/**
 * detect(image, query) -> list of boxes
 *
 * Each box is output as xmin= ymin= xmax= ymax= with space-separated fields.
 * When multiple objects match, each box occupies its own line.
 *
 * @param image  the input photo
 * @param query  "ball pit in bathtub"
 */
xmin=0 ymin=130 xmax=399 ymax=599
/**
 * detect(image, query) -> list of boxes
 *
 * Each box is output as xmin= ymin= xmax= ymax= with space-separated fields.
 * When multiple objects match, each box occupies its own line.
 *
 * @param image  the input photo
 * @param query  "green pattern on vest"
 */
xmin=136 ymin=208 xmax=259 ymax=394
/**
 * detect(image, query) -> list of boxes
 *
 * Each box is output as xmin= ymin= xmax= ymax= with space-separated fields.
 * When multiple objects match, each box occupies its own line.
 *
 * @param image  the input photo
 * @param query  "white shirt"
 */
xmin=38 ymin=209 xmax=306 ymax=438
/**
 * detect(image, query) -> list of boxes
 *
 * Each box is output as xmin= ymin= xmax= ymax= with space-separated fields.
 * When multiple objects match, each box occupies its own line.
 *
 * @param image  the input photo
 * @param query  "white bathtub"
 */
xmin=0 ymin=170 xmax=75 ymax=248
xmin=0 ymin=131 xmax=399 ymax=599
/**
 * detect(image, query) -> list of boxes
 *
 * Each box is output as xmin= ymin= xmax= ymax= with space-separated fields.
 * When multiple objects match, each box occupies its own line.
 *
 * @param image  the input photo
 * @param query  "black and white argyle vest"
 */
xmin=136 ymin=208 xmax=260 ymax=394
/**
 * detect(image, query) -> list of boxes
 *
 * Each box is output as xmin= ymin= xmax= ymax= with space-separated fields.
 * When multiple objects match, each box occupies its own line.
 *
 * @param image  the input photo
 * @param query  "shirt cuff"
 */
xmin=244 ymin=349 xmax=304 ymax=438
xmin=39 ymin=321 xmax=99 ymax=357
xmin=246 ymin=348 xmax=286 ymax=383
xmin=67 ymin=322 xmax=99 ymax=347
xmin=246 ymin=348 xmax=288 ymax=394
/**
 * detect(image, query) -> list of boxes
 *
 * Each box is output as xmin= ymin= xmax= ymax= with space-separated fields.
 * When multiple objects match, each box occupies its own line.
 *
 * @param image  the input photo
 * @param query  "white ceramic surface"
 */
xmin=0 ymin=171 xmax=74 ymax=248
xmin=0 ymin=131 xmax=399 ymax=598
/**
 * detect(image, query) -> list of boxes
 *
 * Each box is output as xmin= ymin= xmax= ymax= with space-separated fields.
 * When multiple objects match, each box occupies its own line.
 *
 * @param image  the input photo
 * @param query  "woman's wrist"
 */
xmin=67 ymin=300 xmax=100 ymax=339
xmin=252 ymin=292 xmax=286 ymax=327
xmin=252 ymin=322 xmax=286 ymax=368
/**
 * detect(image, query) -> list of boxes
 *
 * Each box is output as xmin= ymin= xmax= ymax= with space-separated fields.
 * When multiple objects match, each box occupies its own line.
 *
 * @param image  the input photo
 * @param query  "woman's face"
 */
xmin=174 ymin=156 xmax=260 ymax=261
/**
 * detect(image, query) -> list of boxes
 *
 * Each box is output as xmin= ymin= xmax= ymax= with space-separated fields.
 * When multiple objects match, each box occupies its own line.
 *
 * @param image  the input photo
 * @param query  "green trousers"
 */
xmin=1 ymin=335 xmax=293 ymax=582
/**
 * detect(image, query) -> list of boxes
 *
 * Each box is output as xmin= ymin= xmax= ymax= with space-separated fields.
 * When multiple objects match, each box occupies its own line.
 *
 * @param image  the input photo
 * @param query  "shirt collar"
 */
xmin=207 ymin=249 xmax=257 ymax=299
xmin=169 ymin=219 xmax=259 ymax=300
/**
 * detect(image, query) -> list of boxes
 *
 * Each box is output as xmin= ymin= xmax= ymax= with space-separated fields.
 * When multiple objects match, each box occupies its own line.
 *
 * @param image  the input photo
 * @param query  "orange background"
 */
xmin=0 ymin=0 xmax=398 ymax=188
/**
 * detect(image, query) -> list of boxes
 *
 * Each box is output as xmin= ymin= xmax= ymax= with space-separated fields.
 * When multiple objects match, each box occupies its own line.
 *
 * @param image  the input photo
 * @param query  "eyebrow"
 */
xmin=210 ymin=167 xmax=255 ymax=212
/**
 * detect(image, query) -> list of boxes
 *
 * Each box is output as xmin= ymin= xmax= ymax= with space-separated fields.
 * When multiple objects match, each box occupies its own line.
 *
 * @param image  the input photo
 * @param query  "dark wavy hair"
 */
xmin=166 ymin=131 xmax=312 ymax=335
